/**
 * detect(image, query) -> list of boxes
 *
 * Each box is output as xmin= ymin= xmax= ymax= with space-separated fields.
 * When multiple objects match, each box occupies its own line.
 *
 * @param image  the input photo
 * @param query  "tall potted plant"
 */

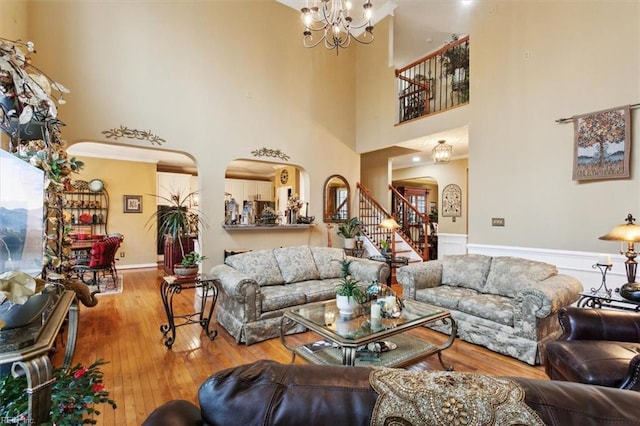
xmin=147 ymin=190 xmax=208 ymax=274
xmin=337 ymin=217 xmax=361 ymax=249
xmin=335 ymin=259 xmax=365 ymax=316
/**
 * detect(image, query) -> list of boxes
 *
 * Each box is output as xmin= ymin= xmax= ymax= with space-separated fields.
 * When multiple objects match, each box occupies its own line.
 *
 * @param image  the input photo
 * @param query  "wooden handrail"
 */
xmin=395 ymin=35 xmax=469 ymax=76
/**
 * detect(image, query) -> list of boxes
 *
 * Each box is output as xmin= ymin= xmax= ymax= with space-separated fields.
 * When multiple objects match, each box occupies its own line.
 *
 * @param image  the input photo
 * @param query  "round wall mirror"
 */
xmin=323 ymin=175 xmax=350 ymax=222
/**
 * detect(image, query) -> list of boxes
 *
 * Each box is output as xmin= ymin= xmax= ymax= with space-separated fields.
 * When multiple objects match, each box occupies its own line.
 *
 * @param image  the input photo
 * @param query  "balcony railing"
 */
xmin=396 ymin=35 xmax=469 ymax=124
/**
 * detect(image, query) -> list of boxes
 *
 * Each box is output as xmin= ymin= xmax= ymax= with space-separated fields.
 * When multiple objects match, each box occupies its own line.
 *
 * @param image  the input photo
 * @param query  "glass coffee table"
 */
xmin=280 ymin=299 xmax=456 ymax=369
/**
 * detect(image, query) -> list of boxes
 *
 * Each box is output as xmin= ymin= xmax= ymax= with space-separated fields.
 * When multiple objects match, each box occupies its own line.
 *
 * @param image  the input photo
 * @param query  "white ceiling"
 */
xmin=72 ymin=0 xmax=472 ymax=173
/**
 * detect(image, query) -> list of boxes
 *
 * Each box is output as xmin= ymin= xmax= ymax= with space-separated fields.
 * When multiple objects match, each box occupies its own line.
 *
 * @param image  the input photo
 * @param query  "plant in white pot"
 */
xmin=335 ymin=259 xmax=365 ymax=316
xmin=337 ymin=217 xmax=361 ymax=249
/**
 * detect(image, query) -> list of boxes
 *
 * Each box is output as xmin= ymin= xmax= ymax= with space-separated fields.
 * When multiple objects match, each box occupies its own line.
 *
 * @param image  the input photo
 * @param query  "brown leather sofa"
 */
xmin=143 ymin=360 xmax=640 ymax=426
xmin=544 ymin=306 xmax=640 ymax=390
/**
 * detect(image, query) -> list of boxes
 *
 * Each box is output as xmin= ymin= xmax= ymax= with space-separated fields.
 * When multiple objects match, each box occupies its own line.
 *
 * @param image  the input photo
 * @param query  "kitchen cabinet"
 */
xmin=225 ymin=178 xmax=273 ymax=202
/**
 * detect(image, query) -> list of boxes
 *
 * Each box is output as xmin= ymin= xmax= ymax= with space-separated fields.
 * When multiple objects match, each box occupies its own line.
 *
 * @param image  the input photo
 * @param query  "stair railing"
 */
xmin=389 ymin=185 xmax=429 ymax=260
xmin=356 ymin=183 xmax=390 ymax=250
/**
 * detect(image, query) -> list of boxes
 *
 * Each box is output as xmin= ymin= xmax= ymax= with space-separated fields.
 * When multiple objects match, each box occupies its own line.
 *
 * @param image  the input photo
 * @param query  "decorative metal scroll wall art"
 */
xmin=101 ymin=125 xmax=166 ymax=146
xmin=557 ymin=104 xmax=635 ymax=181
xmin=442 ymin=184 xmax=462 ymax=220
xmin=251 ymin=147 xmax=290 ymax=161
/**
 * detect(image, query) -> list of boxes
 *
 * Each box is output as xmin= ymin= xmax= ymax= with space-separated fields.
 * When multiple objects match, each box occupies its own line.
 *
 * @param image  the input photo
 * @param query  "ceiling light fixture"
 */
xmin=301 ymin=0 xmax=375 ymax=53
xmin=432 ymin=139 xmax=452 ymax=164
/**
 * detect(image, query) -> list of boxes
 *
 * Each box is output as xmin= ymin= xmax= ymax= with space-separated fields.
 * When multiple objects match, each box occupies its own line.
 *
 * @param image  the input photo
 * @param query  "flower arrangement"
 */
xmin=0 ymin=359 xmax=117 ymax=425
xmin=287 ymin=194 xmax=304 ymax=213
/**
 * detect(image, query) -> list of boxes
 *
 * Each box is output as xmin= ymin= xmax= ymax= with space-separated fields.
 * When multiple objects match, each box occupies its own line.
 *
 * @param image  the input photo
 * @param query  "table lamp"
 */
xmin=599 ymin=213 xmax=640 ymax=301
xmin=379 ymin=217 xmax=400 ymax=257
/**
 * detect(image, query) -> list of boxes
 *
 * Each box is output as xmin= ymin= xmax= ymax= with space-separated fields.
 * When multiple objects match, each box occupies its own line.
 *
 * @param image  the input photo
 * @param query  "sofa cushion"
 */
xmin=457 ymin=294 xmax=515 ymax=327
xmin=297 ymin=280 xmax=338 ymax=303
xmin=225 ymin=249 xmax=284 ymax=286
xmin=484 ymin=257 xmax=557 ymax=298
xmin=414 ymin=285 xmax=479 ymax=310
xmin=441 ymin=254 xmax=492 ymax=292
xmin=274 ymin=246 xmax=321 ymax=284
xmin=310 ymin=247 xmax=345 ymax=279
xmin=260 ymin=285 xmax=306 ymax=312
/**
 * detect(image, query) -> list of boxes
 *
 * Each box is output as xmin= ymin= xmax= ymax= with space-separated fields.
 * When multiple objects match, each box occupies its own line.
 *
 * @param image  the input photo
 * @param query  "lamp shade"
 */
xmin=379 ymin=217 xmax=400 ymax=230
xmin=599 ymin=214 xmax=640 ymax=242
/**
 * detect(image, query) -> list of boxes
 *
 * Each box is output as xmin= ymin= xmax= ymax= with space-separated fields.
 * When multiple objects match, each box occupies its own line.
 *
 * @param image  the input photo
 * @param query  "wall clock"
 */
xmin=442 ymin=184 xmax=462 ymax=217
xmin=88 ymin=179 xmax=104 ymax=192
xmin=280 ymin=169 xmax=289 ymax=185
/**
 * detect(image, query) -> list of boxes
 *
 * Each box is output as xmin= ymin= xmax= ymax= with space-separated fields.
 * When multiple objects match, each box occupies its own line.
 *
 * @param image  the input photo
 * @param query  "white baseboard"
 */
xmin=117 ymin=263 xmax=158 ymax=270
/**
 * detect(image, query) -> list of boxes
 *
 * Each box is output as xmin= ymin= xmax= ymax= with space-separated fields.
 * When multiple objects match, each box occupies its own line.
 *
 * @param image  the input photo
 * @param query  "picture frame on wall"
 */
xmin=123 ymin=195 xmax=142 ymax=213
xmin=573 ymin=105 xmax=631 ymax=181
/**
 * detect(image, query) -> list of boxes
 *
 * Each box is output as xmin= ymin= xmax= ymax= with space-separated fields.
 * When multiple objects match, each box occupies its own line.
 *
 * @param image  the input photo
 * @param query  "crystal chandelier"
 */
xmin=301 ymin=0 xmax=375 ymax=52
xmin=432 ymin=140 xmax=452 ymax=164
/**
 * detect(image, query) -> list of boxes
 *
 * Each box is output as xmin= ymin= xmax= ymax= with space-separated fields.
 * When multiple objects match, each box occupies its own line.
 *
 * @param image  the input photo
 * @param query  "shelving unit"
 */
xmin=63 ymin=180 xmax=109 ymax=237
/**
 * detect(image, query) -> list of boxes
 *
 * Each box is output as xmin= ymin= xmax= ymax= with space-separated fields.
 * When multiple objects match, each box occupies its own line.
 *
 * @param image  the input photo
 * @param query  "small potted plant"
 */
xmin=337 ymin=217 xmax=362 ymax=249
xmin=335 ymin=259 xmax=365 ymax=316
xmin=173 ymin=250 xmax=207 ymax=278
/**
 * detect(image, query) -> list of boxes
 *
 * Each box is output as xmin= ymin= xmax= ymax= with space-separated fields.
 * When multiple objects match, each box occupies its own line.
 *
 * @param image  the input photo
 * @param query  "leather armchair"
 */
xmin=544 ymin=306 xmax=640 ymax=391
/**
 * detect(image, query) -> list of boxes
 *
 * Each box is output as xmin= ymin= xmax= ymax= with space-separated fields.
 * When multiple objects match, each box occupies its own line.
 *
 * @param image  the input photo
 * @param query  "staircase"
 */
xmin=356 ymin=183 xmax=428 ymax=262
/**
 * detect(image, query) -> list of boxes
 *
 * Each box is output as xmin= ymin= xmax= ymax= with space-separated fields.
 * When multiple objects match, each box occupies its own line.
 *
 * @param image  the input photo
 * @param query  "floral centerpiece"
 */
xmin=286 ymin=194 xmax=304 ymax=224
xmin=0 ymin=359 xmax=117 ymax=425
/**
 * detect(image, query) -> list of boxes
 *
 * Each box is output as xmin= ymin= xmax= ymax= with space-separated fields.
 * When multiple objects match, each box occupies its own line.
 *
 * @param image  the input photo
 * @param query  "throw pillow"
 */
xmin=484 ymin=256 xmax=557 ymax=298
xmin=310 ymin=247 xmax=345 ymax=279
xmin=225 ymin=249 xmax=284 ymax=286
xmin=441 ymin=254 xmax=492 ymax=292
xmin=273 ymin=246 xmax=321 ymax=284
xmin=89 ymin=241 xmax=106 ymax=268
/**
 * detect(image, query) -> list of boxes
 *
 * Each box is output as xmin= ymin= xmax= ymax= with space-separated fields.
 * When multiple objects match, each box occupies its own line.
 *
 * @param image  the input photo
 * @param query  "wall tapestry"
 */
xmin=442 ymin=184 xmax=462 ymax=218
xmin=573 ymin=105 xmax=630 ymax=181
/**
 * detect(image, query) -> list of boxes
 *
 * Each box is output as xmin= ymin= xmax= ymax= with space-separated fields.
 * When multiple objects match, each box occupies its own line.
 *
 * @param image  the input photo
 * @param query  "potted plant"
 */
xmin=335 ymin=259 xmax=365 ymax=316
xmin=146 ymin=190 xmax=208 ymax=274
xmin=337 ymin=217 xmax=361 ymax=249
xmin=173 ymin=250 xmax=207 ymax=278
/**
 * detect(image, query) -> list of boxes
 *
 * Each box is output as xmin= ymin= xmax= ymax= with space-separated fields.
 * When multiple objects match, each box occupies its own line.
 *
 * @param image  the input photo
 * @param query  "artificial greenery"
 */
xmin=179 ymin=251 xmax=207 ymax=267
xmin=0 ymin=359 xmax=116 ymax=425
xmin=337 ymin=217 xmax=362 ymax=239
xmin=335 ymin=259 xmax=366 ymax=302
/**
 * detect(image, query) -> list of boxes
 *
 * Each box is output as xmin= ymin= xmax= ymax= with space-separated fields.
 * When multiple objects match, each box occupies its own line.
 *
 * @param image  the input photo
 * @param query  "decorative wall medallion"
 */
xmin=280 ymin=169 xmax=289 ymax=184
xmin=251 ymin=147 xmax=290 ymax=161
xmin=101 ymin=125 xmax=166 ymax=145
xmin=442 ymin=184 xmax=462 ymax=217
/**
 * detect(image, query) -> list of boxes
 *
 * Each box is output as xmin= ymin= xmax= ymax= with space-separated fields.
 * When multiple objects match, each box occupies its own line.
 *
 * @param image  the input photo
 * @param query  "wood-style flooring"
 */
xmin=51 ymin=266 xmax=547 ymax=425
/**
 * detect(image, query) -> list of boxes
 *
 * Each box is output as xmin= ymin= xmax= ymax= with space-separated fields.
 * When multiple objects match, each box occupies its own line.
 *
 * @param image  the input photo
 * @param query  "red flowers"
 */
xmin=91 ymin=383 xmax=105 ymax=392
xmin=72 ymin=366 xmax=87 ymax=379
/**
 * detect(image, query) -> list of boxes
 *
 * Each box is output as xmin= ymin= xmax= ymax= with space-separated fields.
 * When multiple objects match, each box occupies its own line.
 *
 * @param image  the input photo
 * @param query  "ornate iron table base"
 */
xmin=160 ymin=276 xmax=219 ymax=349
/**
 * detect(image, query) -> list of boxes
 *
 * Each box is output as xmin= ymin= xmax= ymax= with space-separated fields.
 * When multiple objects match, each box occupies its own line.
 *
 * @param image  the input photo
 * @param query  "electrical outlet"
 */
xmin=120 ymin=251 xmax=125 ymax=258
xmin=492 ymin=218 xmax=505 ymax=227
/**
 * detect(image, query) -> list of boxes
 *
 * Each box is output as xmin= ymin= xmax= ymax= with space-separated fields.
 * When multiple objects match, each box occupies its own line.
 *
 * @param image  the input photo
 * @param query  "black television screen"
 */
xmin=0 ymin=148 xmax=45 ymax=276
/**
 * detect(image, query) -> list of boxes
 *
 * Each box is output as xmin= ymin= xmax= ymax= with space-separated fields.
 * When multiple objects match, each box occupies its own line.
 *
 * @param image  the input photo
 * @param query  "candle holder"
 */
xmin=591 ymin=263 xmax=613 ymax=296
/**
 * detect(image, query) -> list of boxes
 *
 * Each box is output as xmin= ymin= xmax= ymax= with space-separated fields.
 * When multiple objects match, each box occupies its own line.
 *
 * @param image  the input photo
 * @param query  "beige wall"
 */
xmin=358 ymin=1 xmax=640 ymax=254
xmin=22 ymin=1 xmax=362 ymax=266
xmin=74 ymin=157 xmax=157 ymax=267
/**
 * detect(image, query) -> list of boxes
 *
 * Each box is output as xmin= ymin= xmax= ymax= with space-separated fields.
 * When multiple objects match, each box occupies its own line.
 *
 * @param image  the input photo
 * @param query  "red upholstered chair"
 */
xmin=74 ymin=236 xmax=122 ymax=291
xmin=544 ymin=306 xmax=640 ymax=391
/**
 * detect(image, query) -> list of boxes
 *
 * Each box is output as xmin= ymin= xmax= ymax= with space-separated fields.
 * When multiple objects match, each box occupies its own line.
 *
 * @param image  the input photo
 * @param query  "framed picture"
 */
xmin=573 ymin=105 xmax=631 ymax=181
xmin=123 ymin=195 xmax=142 ymax=213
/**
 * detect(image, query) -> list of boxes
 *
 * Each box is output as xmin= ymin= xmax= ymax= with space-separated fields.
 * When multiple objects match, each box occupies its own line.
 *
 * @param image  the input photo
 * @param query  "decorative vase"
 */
xmin=619 ymin=282 xmax=640 ymax=301
xmin=336 ymin=294 xmax=358 ymax=316
xmin=343 ymin=238 xmax=356 ymax=249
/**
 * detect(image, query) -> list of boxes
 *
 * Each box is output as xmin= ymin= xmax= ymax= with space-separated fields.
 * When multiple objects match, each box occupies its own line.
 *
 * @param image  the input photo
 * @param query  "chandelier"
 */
xmin=432 ymin=140 xmax=452 ymax=164
xmin=301 ymin=0 xmax=375 ymax=52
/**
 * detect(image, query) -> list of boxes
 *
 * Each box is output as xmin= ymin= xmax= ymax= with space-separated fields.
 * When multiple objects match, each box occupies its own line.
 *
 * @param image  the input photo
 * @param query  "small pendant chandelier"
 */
xmin=301 ymin=0 xmax=375 ymax=53
xmin=432 ymin=140 xmax=452 ymax=164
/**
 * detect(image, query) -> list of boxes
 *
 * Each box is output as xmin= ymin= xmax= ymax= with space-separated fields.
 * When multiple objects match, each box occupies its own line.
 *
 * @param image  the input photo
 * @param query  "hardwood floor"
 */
xmin=52 ymin=266 xmax=548 ymax=425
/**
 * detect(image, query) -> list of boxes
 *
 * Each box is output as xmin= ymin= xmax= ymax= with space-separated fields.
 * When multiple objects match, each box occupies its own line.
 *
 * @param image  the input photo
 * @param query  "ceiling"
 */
xmin=71 ymin=0 xmax=471 ymax=173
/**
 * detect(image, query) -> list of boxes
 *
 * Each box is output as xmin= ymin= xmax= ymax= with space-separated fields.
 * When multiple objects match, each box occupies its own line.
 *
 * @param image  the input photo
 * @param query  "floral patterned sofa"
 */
xmin=396 ymin=254 xmax=583 ymax=365
xmin=210 ymin=246 xmax=390 ymax=345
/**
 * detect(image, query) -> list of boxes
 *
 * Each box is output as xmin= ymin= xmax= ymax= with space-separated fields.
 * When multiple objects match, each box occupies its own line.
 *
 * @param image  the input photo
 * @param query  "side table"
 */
xmin=577 ymin=291 xmax=640 ymax=312
xmin=160 ymin=275 xmax=219 ymax=349
xmin=368 ymin=255 xmax=409 ymax=285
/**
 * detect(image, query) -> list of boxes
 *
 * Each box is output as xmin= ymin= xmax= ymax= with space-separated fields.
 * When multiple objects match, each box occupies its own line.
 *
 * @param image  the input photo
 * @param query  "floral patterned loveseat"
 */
xmin=210 ymin=246 xmax=390 ymax=345
xmin=396 ymin=254 xmax=583 ymax=365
